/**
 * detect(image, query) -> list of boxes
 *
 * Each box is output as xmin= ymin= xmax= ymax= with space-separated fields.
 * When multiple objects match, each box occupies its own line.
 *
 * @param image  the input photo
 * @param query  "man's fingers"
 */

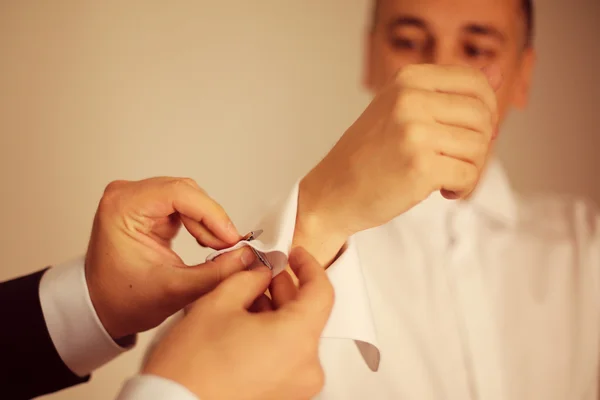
xmin=480 ymin=64 xmax=503 ymax=139
xmin=285 ymin=247 xmax=334 ymax=326
xmin=210 ymin=266 xmax=273 ymax=310
xmin=429 ymin=91 xmax=493 ymax=136
xmin=268 ymin=270 xmax=298 ymax=309
xmin=399 ymin=90 xmax=493 ymax=138
xmin=395 ymin=64 xmax=498 ymax=121
xmin=432 ymin=155 xmax=480 ymax=199
xmin=171 ymin=247 xmax=256 ymax=301
xmin=180 ymin=215 xmax=231 ymax=250
xmin=425 ymin=123 xmax=489 ymax=167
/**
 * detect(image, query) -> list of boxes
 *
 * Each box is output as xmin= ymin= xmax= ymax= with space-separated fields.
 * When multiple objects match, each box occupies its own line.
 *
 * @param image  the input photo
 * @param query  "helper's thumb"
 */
xmin=210 ymin=266 xmax=273 ymax=310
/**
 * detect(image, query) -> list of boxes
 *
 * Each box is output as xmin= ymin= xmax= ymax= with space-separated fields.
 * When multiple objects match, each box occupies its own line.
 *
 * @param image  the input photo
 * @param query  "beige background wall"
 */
xmin=0 ymin=1 xmax=598 ymax=399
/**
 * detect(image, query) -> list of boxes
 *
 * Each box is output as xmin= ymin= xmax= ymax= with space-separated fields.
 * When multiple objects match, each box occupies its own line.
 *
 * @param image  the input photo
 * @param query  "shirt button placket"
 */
xmin=445 ymin=207 xmax=506 ymax=400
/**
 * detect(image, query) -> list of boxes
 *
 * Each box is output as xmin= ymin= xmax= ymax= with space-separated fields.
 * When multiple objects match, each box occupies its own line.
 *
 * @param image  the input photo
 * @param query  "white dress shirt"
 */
xmin=39 ymin=257 xmax=199 ymax=399
xmin=42 ymin=156 xmax=600 ymax=400
xmin=202 ymin=157 xmax=600 ymax=400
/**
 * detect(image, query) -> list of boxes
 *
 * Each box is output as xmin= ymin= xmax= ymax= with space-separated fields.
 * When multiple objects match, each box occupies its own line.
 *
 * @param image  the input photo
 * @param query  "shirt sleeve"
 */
xmin=206 ymin=181 xmax=380 ymax=371
xmin=115 ymin=375 xmax=199 ymax=400
xmin=39 ymin=256 xmax=134 ymax=377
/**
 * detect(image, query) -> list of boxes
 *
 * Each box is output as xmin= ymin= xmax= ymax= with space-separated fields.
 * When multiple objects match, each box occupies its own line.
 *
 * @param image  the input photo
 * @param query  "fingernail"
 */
xmin=441 ymin=189 xmax=460 ymax=200
xmin=241 ymin=247 xmax=256 ymax=267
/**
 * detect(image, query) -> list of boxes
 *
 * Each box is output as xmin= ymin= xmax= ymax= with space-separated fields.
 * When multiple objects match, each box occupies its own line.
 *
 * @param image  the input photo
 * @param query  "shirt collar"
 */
xmin=401 ymin=157 xmax=518 ymax=227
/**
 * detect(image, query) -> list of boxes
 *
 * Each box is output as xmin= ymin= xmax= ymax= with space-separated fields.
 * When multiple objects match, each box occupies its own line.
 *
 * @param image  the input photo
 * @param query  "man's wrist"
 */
xmin=295 ymin=176 xmax=350 ymax=267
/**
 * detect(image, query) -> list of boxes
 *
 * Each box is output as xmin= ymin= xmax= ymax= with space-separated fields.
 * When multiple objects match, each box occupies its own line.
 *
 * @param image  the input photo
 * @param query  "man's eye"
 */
xmin=391 ymin=38 xmax=419 ymax=50
xmin=464 ymin=44 xmax=494 ymax=59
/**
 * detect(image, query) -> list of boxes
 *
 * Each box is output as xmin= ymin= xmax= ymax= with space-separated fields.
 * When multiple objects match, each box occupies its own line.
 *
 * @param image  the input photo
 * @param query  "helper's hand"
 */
xmin=85 ymin=177 xmax=254 ymax=340
xmin=143 ymin=247 xmax=334 ymax=400
xmin=295 ymin=64 xmax=502 ymax=264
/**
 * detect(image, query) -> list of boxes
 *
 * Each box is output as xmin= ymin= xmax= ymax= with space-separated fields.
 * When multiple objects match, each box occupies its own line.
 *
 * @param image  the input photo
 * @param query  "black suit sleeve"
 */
xmin=0 ymin=269 xmax=90 ymax=399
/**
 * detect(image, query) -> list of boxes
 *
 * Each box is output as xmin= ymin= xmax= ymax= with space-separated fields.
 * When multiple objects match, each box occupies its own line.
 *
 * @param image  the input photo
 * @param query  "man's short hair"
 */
xmin=371 ymin=0 xmax=535 ymax=47
xmin=522 ymin=0 xmax=534 ymax=46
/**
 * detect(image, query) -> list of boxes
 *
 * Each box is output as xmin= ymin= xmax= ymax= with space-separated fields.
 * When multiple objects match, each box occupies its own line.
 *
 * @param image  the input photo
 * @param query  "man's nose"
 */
xmin=425 ymin=44 xmax=466 ymax=66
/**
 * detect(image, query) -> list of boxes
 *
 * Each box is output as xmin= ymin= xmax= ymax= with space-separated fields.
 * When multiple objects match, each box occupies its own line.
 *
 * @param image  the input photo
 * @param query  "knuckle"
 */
xmin=178 ymin=178 xmax=209 ymax=196
xmin=103 ymin=180 xmax=127 ymax=196
xmin=172 ymin=177 xmax=198 ymax=189
xmin=168 ymin=178 xmax=205 ymax=198
xmin=394 ymin=65 xmax=412 ymax=86
xmin=395 ymin=88 xmax=426 ymax=126
xmin=99 ymin=180 xmax=128 ymax=211
xmin=181 ymin=177 xmax=199 ymax=188
xmin=394 ymin=64 xmax=424 ymax=86
xmin=401 ymin=121 xmax=427 ymax=149
xmin=396 ymin=87 xmax=421 ymax=114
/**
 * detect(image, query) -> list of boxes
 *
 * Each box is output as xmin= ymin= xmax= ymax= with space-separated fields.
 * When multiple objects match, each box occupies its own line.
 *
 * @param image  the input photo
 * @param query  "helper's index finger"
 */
xmin=169 ymin=179 xmax=240 ymax=245
xmin=287 ymin=247 xmax=334 ymax=325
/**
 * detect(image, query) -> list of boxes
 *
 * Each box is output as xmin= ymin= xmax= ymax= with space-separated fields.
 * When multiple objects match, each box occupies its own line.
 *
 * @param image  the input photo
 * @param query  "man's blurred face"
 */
xmin=364 ymin=0 xmax=535 ymax=126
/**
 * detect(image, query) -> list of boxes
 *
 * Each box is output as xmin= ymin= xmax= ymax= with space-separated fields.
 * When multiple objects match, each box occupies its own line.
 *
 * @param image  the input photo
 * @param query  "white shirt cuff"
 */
xmin=39 ymin=256 xmax=132 ymax=377
xmin=206 ymin=182 xmax=380 ymax=370
xmin=116 ymin=375 xmax=199 ymax=400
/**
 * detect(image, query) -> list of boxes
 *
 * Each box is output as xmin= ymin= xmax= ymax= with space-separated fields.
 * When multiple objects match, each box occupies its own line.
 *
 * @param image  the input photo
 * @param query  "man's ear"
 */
xmin=512 ymin=47 xmax=536 ymax=109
